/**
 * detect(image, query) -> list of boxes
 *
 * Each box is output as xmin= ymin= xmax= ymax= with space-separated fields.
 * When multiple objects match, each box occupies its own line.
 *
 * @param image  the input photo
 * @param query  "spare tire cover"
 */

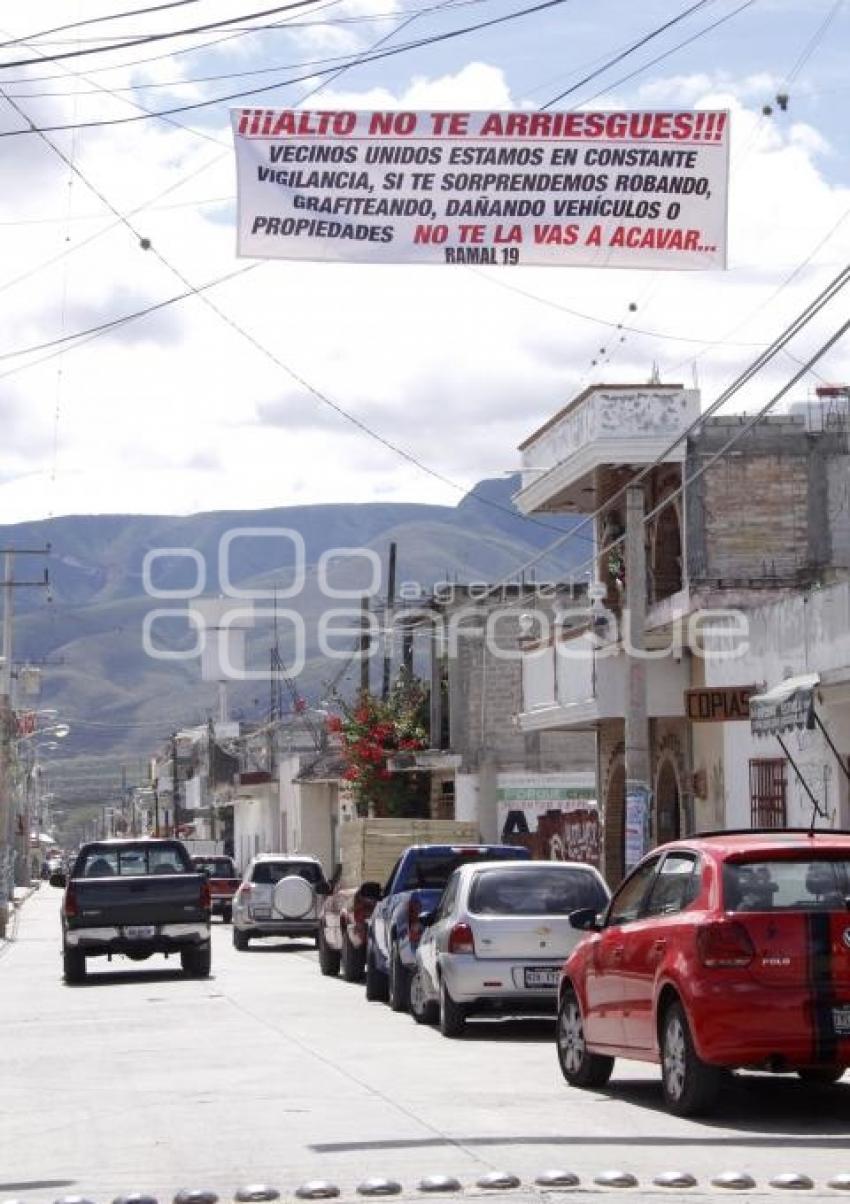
xmin=273 ymin=874 xmax=315 ymax=919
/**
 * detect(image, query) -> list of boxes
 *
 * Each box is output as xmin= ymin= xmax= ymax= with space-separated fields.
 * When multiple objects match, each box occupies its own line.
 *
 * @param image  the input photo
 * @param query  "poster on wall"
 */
xmin=232 ymin=108 xmax=730 ymax=269
xmin=497 ymin=774 xmax=599 ymax=865
xmin=625 ymin=782 xmax=652 ymax=872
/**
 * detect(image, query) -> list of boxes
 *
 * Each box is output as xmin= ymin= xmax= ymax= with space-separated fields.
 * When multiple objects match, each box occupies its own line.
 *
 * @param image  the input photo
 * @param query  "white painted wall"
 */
xmin=701 ymin=580 xmax=850 ymax=828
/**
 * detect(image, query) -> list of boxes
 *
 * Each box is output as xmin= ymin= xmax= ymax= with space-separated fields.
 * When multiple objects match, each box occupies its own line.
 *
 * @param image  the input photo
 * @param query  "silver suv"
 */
xmin=232 ymin=854 xmax=329 ymax=950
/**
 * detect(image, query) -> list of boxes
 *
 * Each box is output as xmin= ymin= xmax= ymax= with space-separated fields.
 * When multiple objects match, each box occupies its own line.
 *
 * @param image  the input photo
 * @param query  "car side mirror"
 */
xmin=418 ymin=910 xmax=435 ymax=928
xmin=569 ymin=906 xmax=601 ymax=932
xmin=49 ymin=871 xmax=66 ymax=888
xmin=357 ymin=881 xmax=382 ymax=902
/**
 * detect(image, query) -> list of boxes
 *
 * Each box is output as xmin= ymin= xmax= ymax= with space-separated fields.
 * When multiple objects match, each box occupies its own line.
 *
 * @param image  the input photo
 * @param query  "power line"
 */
xmin=0 ymin=0 xmax=204 ymax=50
xmin=540 ymin=0 xmax=717 ymax=109
xmin=0 ymin=0 xmax=331 ymax=70
xmin=0 ymin=0 xmax=573 ymax=137
xmin=476 ymin=263 xmax=850 ymax=602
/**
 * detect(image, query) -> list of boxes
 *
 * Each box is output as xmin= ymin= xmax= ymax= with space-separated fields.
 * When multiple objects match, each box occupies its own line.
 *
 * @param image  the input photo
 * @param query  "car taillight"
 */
xmin=697 ymin=920 xmax=755 ymax=968
xmin=409 ymin=897 xmax=422 ymax=945
xmin=64 ymin=884 xmax=78 ymax=919
xmin=200 ymin=879 xmax=211 ymax=912
xmin=448 ymin=922 xmax=475 ymax=955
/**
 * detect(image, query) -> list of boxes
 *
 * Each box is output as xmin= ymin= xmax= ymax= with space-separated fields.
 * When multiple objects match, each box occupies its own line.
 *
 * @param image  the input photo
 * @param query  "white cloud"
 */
xmin=0 ymin=24 xmax=849 ymax=525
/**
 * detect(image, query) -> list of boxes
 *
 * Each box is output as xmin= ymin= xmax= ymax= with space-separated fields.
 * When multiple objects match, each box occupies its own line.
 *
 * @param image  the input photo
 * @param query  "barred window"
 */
xmin=749 ymin=758 xmax=787 ymax=828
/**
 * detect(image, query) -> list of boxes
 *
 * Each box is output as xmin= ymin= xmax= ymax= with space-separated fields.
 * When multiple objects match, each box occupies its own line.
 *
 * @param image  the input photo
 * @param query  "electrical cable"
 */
xmin=2 ymin=0 xmax=496 ymax=98
xmin=473 ymin=263 xmax=850 ymax=602
xmin=575 ymin=0 xmax=755 ymax=108
xmin=0 ymin=0 xmax=204 ymax=50
xmin=540 ymin=0 xmax=716 ymax=109
xmin=0 ymin=0 xmax=335 ymax=70
xmin=0 ymin=0 xmax=573 ymax=137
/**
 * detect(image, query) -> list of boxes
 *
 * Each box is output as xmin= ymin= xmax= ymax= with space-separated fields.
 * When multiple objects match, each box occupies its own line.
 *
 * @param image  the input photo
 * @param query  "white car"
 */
xmin=232 ymin=854 xmax=329 ymax=950
xmin=410 ymin=859 xmax=610 ymax=1037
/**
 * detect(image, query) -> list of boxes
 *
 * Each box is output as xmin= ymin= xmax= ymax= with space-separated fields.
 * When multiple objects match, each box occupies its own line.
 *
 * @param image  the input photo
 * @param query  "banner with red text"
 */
xmin=232 ymin=109 xmax=729 ymax=269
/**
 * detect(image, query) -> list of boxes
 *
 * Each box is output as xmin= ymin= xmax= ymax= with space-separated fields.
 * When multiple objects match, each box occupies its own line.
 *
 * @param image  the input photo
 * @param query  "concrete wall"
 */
xmin=697 ymin=579 xmax=850 ymax=828
xmin=232 ymin=789 xmax=278 ymax=873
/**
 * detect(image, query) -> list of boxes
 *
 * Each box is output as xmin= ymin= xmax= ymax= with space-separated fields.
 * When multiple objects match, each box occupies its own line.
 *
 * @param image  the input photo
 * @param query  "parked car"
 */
xmin=556 ymin=829 xmax=850 ymax=1117
xmin=366 ymin=843 xmax=531 ymax=1011
xmin=190 ymin=854 xmax=241 ymax=923
xmin=410 ymin=859 xmax=610 ymax=1036
xmin=56 ymin=838 xmax=212 ymax=983
xmin=318 ymin=878 xmax=377 ymax=982
xmin=232 ymin=854 xmax=329 ymax=949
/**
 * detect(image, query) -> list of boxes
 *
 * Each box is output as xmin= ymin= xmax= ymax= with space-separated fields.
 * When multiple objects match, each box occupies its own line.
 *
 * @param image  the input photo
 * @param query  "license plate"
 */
xmin=124 ymin=925 xmax=155 ymax=940
xmin=833 ymin=1005 xmax=850 ymax=1036
xmin=524 ymin=966 xmax=560 ymax=989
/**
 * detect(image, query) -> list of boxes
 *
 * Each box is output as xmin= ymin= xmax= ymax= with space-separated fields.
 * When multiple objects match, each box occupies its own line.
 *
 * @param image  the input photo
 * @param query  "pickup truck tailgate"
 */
xmin=71 ymin=875 xmax=208 ymax=928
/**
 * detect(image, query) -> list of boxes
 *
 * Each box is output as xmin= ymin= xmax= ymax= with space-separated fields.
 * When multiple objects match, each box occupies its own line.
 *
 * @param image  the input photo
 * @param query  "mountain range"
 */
xmin=2 ymin=476 xmax=588 ymax=807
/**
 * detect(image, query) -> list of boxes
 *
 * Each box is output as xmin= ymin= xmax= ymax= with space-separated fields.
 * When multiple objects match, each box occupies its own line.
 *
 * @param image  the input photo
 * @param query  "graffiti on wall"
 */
xmin=500 ymin=806 xmax=601 ymax=866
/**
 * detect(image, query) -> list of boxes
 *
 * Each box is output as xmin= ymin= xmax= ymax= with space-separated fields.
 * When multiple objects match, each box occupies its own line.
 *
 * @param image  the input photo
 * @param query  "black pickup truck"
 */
xmin=54 ymin=839 xmax=212 ymax=983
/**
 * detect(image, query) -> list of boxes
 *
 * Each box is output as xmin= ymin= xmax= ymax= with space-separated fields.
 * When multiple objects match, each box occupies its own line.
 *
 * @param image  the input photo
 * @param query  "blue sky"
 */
xmin=0 ymin=0 xmax=848 ymax=520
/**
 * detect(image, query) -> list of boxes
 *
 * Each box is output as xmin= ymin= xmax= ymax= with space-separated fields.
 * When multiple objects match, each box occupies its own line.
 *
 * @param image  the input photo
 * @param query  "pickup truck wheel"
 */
xmin=439 ymin=978 xmax=466 ymax=1038
xmin=365 ymin=942 xmax=388 ymax=1002
xmin=181 ymin=943 xmax=212 ymax=977
xmin=388 ymin=942 xmax=410 ymax=1012
xmin=410 ymin=969 xmax=438 ymax=1025
xmin=341 ymin=929 xmax=365 ymax=983
xmin=233 ymin=928 xmax=250 ymax=951
xmin=63 ymin=946 xmax=86 ymax=985
xmin=318 ymin=928 xmax=341 ymax=977
xmin=556 ymin=989 xmax=614 ymax=1088
xmin=661 ymin=1000 xmax=723 ymax=1117
xmin=221 ymin=906 xmax=232 ymax=924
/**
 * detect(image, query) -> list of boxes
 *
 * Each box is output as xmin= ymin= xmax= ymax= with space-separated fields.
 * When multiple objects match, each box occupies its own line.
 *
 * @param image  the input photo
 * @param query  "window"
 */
xmin=402 ymin=849 xmax=525 ymax=891
xmin=251 ymin=860 xmax=324 ymax=886
xmin=78 ymin=844 xmax=189 ymax=877
xmin=749 ymin=758 xmax=787 ymax=827
xmin=724 ymin=858 xmax=850 ymax=912
xmin=436 ymin=872 xmax=460 ymax=920
xmin=469 ymin=866 xmax=609 ymax=916
xmin=192 ymin=857 xmax=236 ymax=877
xmin=606 ymin=857 xmax=660 ymax=925
xmin=644 ymin=854 xmax=699 ymax=917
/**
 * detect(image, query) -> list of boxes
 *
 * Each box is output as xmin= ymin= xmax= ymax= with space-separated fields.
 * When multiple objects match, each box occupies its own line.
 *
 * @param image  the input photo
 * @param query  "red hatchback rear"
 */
xmin=556 ymin=830 xmax=850 ymax=1116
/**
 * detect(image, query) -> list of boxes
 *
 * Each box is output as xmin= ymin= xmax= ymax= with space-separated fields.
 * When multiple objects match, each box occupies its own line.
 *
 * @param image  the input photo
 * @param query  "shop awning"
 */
xmin=749 ymin=672 xmax=819 ymax=737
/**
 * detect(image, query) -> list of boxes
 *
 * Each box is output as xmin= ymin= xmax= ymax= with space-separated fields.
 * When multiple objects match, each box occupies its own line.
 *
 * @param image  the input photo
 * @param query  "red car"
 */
xmin=191 ymin=855 xmax=241 ymax=923
xmin=557 ymin=829 xmax=850 ymax=1116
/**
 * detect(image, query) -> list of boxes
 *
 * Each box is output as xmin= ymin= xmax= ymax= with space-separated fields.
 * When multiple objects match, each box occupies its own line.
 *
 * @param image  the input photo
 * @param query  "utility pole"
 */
xmin=381 ymin=542 xmax=397 ymax=701
xmin=171 ymin=732 xmax=181 ymax=837
xmin=207 ymin=716 xmax=216 ymax=843
xmin=624 ymin=485 xmax=651 ymax=876
xmin=360 ymin=595 xmax=371 ymax=695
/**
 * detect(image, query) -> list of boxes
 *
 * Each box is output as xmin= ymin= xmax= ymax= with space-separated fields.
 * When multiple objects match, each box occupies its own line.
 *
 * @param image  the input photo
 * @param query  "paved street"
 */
xmin=2 ymin=888 xmax=849 ymax=1203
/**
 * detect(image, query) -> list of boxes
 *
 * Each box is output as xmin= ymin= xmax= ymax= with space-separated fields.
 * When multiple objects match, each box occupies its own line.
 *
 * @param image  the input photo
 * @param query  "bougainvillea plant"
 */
xmin=329 ymin=674 xmax=429 ymax=817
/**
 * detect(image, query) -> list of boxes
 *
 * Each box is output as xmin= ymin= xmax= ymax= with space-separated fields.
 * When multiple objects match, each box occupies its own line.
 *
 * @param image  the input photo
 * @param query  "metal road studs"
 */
xmin=769 ymin=1175 xmax=814 ymax=1191
xmin=711 ymin=1172 xmax=758 ymax=1191
xmin=475 ymin=1174 xmax=521 ymax=1191
xmin=39 ymin=1168 xmax=850 ymax=1200
xmin=592 ymin=1170 xmax=638 ymax=1189
xmin=652 ymin=1171 xmax=697 ymax=1189
xmin=356 ymin=1181 xmax=402 ymax=1198
xmin=534 ymin=1171 xmax=580 ymax=1188
xmin=417 ymin=1177 xmax=463 ymax=1193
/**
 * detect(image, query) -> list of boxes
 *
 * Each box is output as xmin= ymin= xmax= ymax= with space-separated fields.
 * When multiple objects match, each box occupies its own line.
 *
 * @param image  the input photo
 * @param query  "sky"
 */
xmin=0 ymin=0 xmax=848 ymax=523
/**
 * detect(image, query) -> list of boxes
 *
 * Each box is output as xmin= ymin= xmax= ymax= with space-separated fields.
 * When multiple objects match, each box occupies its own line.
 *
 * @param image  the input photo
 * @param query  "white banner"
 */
xmin=231 ymin=108 xmax=729 ymax=269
